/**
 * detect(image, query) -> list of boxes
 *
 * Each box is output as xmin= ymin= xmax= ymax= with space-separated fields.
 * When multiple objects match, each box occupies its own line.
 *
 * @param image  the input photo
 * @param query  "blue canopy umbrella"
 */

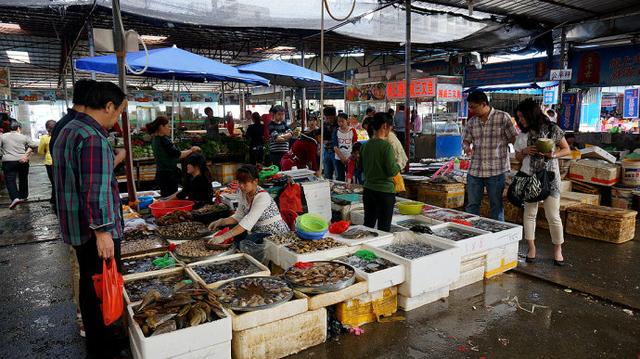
xmin=236 ymin=59 xmax=344 ymax=87
xmin=75 ymin=46 xmax=269 ymax=85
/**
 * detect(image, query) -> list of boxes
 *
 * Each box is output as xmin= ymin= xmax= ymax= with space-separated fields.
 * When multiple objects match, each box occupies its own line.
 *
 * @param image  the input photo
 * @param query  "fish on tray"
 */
xmin=341 ymin=228 xmax=379 ymax=240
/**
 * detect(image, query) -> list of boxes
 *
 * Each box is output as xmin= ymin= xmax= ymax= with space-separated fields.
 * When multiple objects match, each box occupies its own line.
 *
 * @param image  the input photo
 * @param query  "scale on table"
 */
xmin=220 ymin=192 xmax=240 ymax=210
xmin=279 ymin=169 xmax=319 ymax=183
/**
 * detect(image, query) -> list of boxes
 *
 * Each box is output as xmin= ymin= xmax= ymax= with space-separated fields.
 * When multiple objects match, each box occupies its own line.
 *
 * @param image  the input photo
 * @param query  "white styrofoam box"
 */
xmin=131 ymin=337 xmax=231 ymax=359
xmin=392 ymin=214 xmax=443 ymax=228
xmin=263 ymin=239 xmax=281 ymax=265
xmin=468 ymin=217 xmax=523 ymax=249
xmin=122 ymin=250 xmax=173 ymax=280
xmin=333 ymin=246 xmax=405 ymax=293
xmin=365 ymin=233 xmax=461 ymax=297
xmin=350 ymin=208 xmax=365 ymax=225
xmin=422 ymin=208 xmax=478 ymax=222
xmin=460 ymin=251 xmax=487 ymax=273
xmin=580 ymin=146 xmax=616 ymax=164
xmin=124 ymin=267 xmax=192 ymax=305
xmin=450 ymin=266 xmax=485 ymax=291
xmin=398 ymin=285 xmax=450 ymax=311
xmin=186 ymin=253 xmax=270 ymax=289
xmin=429 ymin=222 xmax=493 ymax=257
xmin=120 ymin=190 xmax=160 ymax=199
xmin=127 ymin=303 xmax=232 ymax=359
xmin=332 ymin=225 xmax=393 ymax=246
xmin=274 ymin=242 xmax=355 ymax=270
xmin=485 ymin=241 xmax=519 ymax=278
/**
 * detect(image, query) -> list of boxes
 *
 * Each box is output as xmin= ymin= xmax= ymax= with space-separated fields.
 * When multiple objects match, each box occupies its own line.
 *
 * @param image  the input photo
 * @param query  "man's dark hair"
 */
xmin=251 ymin=112 xmax=261 ymax=124
xmin=272 ymin=105 xmax=285 ymax=113
xmin=398 ymin=104 xmax=405 ymax=111
xmin=9 ymin=119 xmax=21 ymax=131
xmin=467 ymin=91 xmax=489 ymax=106
xmin=84 ymin=82 xmax=126 ymax=110
xmin=371 ymin=112 xmax=388 ymax=131
xmin=323 ymin=106 xmax=337 ymax=117
xmin=387 ymin=108 xmax=395 ymax=116
xmin=365 ymin=107 xmax=375 ymax=115
xmin=72 ymin=79 xmax=97 ymax=106
xmin=204 ymin=107 xmax=213 ymax=115
xmin=338 ymin=113 xmax=348 ymax=120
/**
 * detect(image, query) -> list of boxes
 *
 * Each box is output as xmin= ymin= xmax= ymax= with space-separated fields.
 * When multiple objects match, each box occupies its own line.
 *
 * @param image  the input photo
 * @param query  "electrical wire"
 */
xmin=323 ymin=0 xmax=357 ymax=21
xmin=124 ymin=30 xmax=149 ymax=75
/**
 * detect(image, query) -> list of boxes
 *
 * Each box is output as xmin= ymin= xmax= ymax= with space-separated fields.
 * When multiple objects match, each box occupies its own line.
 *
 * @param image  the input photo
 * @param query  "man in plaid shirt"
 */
xmin=463 ymin=91 xmax=517 ymax=221
xmin=52 ymin=81 xmax=128 ymax=358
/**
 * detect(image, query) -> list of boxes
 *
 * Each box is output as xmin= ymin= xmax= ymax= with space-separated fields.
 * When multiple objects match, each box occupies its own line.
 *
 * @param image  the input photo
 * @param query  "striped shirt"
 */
xmin=268 ymin=121 xmax=290 ymax=154
xmin=52 ymin=113 xmax=122 ymax=246
xmin=463 ymin=108 xmax=517 ymax=178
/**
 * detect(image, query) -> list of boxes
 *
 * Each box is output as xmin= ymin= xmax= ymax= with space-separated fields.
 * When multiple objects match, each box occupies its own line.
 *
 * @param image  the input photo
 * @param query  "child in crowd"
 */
xmin=333 ymin=113 xmax=358 ymax=182
xmin=346 ymin=142 xmax=362 ymax=185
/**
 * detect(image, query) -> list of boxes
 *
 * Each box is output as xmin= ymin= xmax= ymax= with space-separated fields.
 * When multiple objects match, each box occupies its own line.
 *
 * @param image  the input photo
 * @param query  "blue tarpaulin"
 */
xmin=74 ymin=46 xmax=270 ymax=86
xmin=237 ymin=60 xmax=344 ymax=88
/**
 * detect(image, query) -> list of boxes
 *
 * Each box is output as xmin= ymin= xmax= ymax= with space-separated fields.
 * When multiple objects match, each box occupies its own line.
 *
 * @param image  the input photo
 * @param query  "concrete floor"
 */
xmin=1 ymin=165 xmax=639 ymax=358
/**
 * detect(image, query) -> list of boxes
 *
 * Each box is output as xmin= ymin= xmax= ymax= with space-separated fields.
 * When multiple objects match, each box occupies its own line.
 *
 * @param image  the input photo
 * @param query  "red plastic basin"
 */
xmin=149 ymin=200 xmax=194 ymax=218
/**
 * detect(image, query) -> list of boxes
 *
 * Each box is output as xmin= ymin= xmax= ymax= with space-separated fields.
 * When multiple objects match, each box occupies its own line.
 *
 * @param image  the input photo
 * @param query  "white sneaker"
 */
xmin=9 ymin=198 xmax=20 ymax=209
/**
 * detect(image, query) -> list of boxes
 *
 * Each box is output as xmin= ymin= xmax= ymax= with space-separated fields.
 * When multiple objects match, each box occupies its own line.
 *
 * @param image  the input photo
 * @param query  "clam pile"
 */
xmin=285 ymin=237 xmax=345 ymax=254
xmin=121 ymin=237 xmax=167 ymax=256
xmin=285 ymin=261 xmax=355 ymax=289
xmin=192 ymin=204 xmax=229 ymax=216
xmin=156 ymin=210 xmax=192 ymax=226
xmin=470 ymin=219 xmax=512 ymax=233
xmin=175 ymin=239 xmax=228 ymax=259
xmin=341 ymin=228 xmax=379 ymax=240
xmin=431 ymin=227 xmax=476 ymax=241
xmin=409 ymin=224 xmax=434 ymax=234
xmin=132 ymin=285 xmax=226 ymax=337
xmin=156 ymin=222 xmax=209 ymax=240
xmin=334 ymin=255 xmax=396 ymax=273
xmin=381 ymin=241 xmax=442 ymax=259
xmin=331 ymin=183 xmax=363 ymax=195
xmin=125 ymin=273 xmax=191 ymax=303
xmin=266 ymin=232 xmax=299 ymax=246
xmin=192 ymin=257 xmax=261 ymax=284
xmin=216 ymin=277 xmax=294 ymax=311
xmin=124 ymin=228 xmax=149 ymax=241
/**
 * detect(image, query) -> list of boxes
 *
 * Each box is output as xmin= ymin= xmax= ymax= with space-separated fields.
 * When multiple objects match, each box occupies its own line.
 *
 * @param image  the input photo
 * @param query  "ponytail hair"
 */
xmin=146 ymin=116 xmax=169 ymax=134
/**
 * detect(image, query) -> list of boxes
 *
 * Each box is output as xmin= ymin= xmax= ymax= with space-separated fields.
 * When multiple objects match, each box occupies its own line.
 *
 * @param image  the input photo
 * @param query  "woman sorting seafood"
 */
xmin=163 ymin=153 xmax=213 ymax=207
xmin=207 ymin=165 xmax=289 ymax=246
xmin=146 ymin=116 xmax=200 ymax=197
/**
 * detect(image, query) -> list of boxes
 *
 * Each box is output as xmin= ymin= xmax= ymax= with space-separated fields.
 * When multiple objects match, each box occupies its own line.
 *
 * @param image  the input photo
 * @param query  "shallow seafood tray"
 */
xmin=186 ymin=253 xmax=270 ymax=289
xmin=226 ymin=289 xmax=309 ymax=332
xmin=365 ymin=234 xmax=461 ymax=297
xmin=122 ymin=250 xmax=178 ymax=280
xmin=334 ymin=247 xmax=405 ymax=293
xmin=422 ymin=208 xmax=477 ymax=222
xmin=429 ymin=222 xmax=493 ymax=257
xmin=124 ymin=267 xmax=196 ymax=305
xmin=468 ymin=217 xmax=522 ymax=248
xmin=392 ymin=214 xmax=443 ymax=228
xmin=331 ymin=225 xmax=393 ymax=246
xmin=273 ymin=240 xmax=354 ymax=270
xmin=121 ymin=236 xmax=169 ymax=257
xmin=126 ymin=298 xmax=232 ymax=359
xmin=304 ymin=277 xmax=369 ymax=311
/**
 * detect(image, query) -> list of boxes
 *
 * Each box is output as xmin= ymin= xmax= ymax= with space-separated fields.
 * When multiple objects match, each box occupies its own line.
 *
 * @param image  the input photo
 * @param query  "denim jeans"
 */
xmin=466 ymin=173 xmax=506 ymax=221
xmin=323 ymin=147 xmax=335 ymax=179
xmin=334 ymin=159 xmax=346 ymax=182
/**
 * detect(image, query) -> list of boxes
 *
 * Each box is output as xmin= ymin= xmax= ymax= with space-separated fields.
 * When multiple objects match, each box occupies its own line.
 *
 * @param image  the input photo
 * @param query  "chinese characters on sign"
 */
xmin=560 ymin=93 xmax=578 ymax=131
xmin=549 ymin=69 xmax=572 ymax=81
xmin=386 ymin=78 xmax=436 ymax=100
xmin=543 ymin=87 xmax=558 ymax=105
xmin=623 ymin=88 xmax=639 ymax=119
xmin=571 ymin=45 xmax=640 ymax=86
xmin=436 ymin=83 xmax=463 ymax=102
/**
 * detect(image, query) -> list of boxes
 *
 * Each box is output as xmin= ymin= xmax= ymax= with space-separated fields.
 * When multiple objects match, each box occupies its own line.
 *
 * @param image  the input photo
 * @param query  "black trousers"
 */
xmin=249 ymin=147 xmax=264 ymax=165
xmin=270 ymin=152 xmax=286 ymax=169
xmin=2 ymin=161 xmax=29 ymax=201
xmin=396 ymin=132 xmax=406 ymax=148
xmin=363 ymin=188 xmax=396 ymax=232
xmin=45 ymin=164 xmax=55 ymax=204
xmin=74 ymin=237 xmax=123 ymax=359
xmin=156 ymin=169 xmax=181 ymax=197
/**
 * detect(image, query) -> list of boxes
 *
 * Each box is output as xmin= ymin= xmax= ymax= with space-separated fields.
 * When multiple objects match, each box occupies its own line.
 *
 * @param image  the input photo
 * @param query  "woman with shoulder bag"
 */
xmin=513 ymin=99 xmax=571 ymax=266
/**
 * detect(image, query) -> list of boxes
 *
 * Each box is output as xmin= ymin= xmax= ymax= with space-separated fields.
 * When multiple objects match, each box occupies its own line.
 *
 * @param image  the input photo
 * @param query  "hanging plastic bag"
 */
xmin=392 ymin=173 xmax=406 ymax=193
xmin=92 ymin=257 xmax=124 ymax=326
xmin=278 ymin=181 xmax=303 ymax=213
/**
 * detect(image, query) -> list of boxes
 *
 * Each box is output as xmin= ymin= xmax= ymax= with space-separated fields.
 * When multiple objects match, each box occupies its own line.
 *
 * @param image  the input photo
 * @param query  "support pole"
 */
xmin=112 ymin=0 xmax=137 ymax=207
xmin=221 ymin=82 xmax=226 ymax=119
xmin=404 ymin=0 xmax=411 ymax=168
xmin=171 ymin=76 xmax=175 ymax=141
xmin=558 ymin=26 xmax=567 ymax=105
xmin=319 ymin=0 xmax=325 ymax=177
xmin=301 ymin=46 xmax=307 ymax=130
xmin=87 ymin=19 xmax=96 ymax=80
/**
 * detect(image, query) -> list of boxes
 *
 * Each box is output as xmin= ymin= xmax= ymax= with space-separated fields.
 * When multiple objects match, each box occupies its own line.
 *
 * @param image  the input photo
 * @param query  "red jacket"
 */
xmin=280 ymin=138 xmax=318 ymax=171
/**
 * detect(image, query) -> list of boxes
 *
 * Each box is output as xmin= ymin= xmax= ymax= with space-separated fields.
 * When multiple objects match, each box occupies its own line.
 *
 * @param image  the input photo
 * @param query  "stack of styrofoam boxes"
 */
xmin=364 ymin=233 xmax=461 ymax=311
xmin=428 ymin=222 xmax=493 ymax=290
xmin=334 ymin=245 xmax=405 ymax=294
xmin=467 ymin=217 xmax=523 ymax=279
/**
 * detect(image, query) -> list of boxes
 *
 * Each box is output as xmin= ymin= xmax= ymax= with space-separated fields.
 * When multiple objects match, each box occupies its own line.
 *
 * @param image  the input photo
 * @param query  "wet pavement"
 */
xmin=1 ymin=165 xmax=639 ymax=358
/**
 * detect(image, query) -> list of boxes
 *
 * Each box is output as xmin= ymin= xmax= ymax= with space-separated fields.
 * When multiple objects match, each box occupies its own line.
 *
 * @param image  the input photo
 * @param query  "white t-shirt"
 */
xmin=333 ymin=127 xmax=357 ymax=160
xmin=514 ymin=133 xmax=531 ymax=174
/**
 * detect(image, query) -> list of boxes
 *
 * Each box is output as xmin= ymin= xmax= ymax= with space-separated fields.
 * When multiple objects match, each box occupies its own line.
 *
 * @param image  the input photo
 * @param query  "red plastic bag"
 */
xmin=214 ymin=227 xmax=235 ymax=244
xmin=329 ymin=221 xmax=350 ymax=234
xmin=92 ymin=257 xmax=124 ymax=326
xmin=278 ymin=182 xmax=303 ymax=214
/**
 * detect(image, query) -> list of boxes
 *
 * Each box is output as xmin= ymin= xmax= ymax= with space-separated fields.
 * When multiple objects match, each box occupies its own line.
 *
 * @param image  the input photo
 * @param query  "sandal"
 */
xmin=525 ymin=256 xmax=536 ymax=263
xmin=553 ymin=259 xmax=565 ymax=267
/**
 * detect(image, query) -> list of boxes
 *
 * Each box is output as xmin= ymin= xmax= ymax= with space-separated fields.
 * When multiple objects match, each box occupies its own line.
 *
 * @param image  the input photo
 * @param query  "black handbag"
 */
xmin=507 ymin=169 xmax=555 ymax=207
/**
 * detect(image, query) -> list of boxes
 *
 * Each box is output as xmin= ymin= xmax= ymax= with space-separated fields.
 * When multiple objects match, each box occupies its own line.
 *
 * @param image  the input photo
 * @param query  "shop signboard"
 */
xmin=570 ymin=44 xmax=640 ymax=87
xmin=178 ymin=92 xmax=192 ymax=102
xmin=436 ymin=83 xmax=462 ymax=102
xmin=386 ymin=78 xmax=436 ymax=100
xmin=543 ymin=86 xmax=558 ymax=105
xmin=464 ymin=57 xmax=558 ymax=87
xmin=559 ymin=93 xmax=579 ymax=131
xmin=345 ymin=83 xmax=386 ymax=101
xmin=550 ymin=69 xmax=572 ymax=81
xmin=11 ymin=89 xmax=64 ymax=102
xmin=623 ymin=88 xmax=639 ymax=119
